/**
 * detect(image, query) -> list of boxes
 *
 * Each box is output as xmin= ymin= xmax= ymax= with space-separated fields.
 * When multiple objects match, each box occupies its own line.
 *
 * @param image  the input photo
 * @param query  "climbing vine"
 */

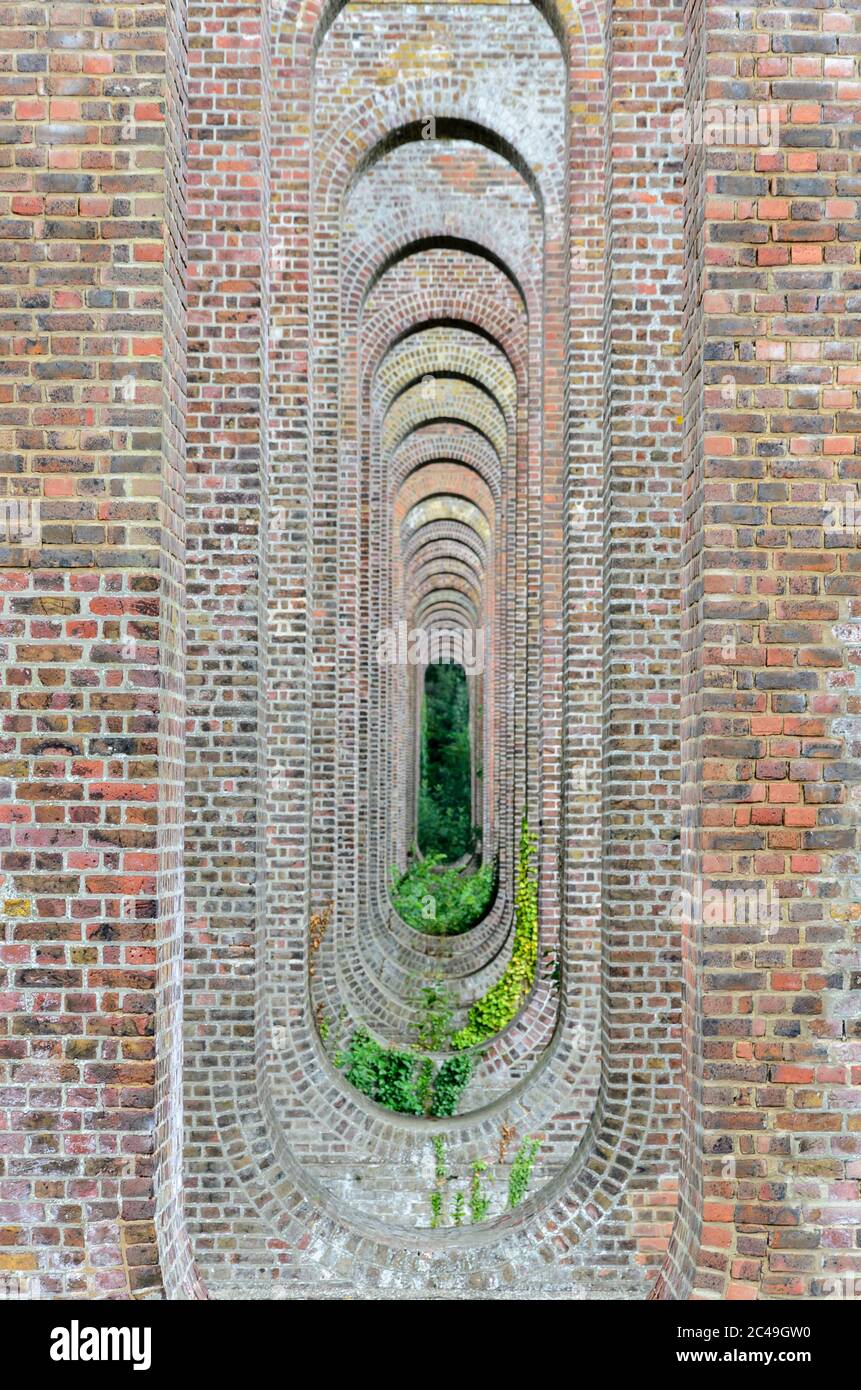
xmin=429 ymin=1054 xmax=474 ymax=1117
xmin=506 ymin=1137 xmax=541 ymax=1209
xmin=451 ymin=815 xmax=538 ymax=1049
xmin=412 ymin=981 xmax=455 ymax=1051
xmin=430 ymin=1136 xmax=447 ymax=1227
xmin=423 ymin=1134 xmax=543 ymax=1228
xmin=469 ymin=1160 xmax=491 ymax=1224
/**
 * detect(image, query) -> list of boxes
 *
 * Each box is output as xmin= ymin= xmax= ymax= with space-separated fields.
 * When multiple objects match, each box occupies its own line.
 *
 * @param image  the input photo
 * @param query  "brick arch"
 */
xmin=383 ymin=379 xmax=509 ymax=461
xmin=281 ymin=0 xmax=603 ymax=64
xmin=409 ymin=554 xmax=484 ymax=594
xmin=402 ymin=520 xmax=490 ymax=573
xmin=363 ymin=296 xmax=529 ymax=391
xmin=391 ymin=427 xmax=504 ymax=503
xmin=411 ymin=577 xmax=482 ymax=621
xmin=360 ymin=234 xmax=530 ymax=316
xmin=176 ymin=0 xmax=656 ymax=1306
xmin=406 ymin=530 xmax=484 ymax=575
xmin=395 ymin=463 xmax=496 ymax=532
xmin=377 ymin=329 xmax=517 ymax=429
xmin=316 ymin=105 xmax=564 ymax=232
xmin=342 ymin=150 xmax=542 ymax=316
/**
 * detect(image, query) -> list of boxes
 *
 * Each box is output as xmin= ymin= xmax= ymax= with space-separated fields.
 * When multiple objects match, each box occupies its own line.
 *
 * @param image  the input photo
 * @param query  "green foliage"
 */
xmin=452 ymin=815 xmax=538 ymax=1048
xmin=429 ymin=1136 xmax=448 ymax=1229
xmin=507 ymin=1137 xmax=541 ymax=1209
xmin=391 ymin=854 xmax=495 ymax=937
xmin=469 ymin=1160 xmax=491 ymax=1224
xmin=453 ymin=1191 xmax=465 ymax=1227
xmin=430 ymin=1053 xmax=474 ymax=1117
xmin=416 ymin=1056 xmax=434 ymax=1113
xmin=418 ymin=661 xmax=476 ymax=861
xmin=430 ymin=1190 xmax=443 ymax=1229
xmin=433 ymin=1136 xmax=446 ymax=1181
xmin=339 ymin=1029 xmax=423 ymax=1116
xmin=412 ymin=981 xmax=455 ymax=1050
xmin=418 ymin=792 xmax=476 ymax=864
xmin=337 ymin=1030 xmax=472 ymax=1118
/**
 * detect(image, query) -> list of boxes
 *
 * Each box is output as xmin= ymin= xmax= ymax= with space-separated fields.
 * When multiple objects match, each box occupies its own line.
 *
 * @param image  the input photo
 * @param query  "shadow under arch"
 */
xmin=375 ymin=317 xmax=523 ymax=382
xmin=385 ymin=369 xmax=512 ymax=416
xmin=347 ymin=118 xmax=546 ymax=220
xmin=303 ymin=0 xmax=583 ymax=66
xmin=362 ymin=233 xmax=530 ymax=314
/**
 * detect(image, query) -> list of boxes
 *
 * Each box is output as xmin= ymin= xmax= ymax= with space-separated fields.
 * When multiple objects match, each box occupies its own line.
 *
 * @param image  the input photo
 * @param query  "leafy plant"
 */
xmin=430 ymin=1053 xmax=474 ymax=1117
xmin=416 ymin=1056 xmax=434 ymax=1113
xmin=412 ymin=981 xmax=455 ymax=1050
xmin=469 ymin=1160 xmax=491 ymax=1224
xmin=338 ymin=1029 xmax=423 ymax=1115
xmin=430 ymin=1190 xmax=443 ymax=1229
xmin=452 ymin=815 xmax=538 ymax=1048
xmin=391 ymin=855 xmax=495 ymax=937
xmin=337 ymin=1030 xmax=472 ymax=1118
xmin=453 ymin=1191 xmax=465 ymax=1227
xmin=507 ymin=1137 xmax=541 ymax=1209
xmin=433 ymin=1135 xmax=446 ymax=1180
xmin=418 ymin=661 xmax=476 ymax=861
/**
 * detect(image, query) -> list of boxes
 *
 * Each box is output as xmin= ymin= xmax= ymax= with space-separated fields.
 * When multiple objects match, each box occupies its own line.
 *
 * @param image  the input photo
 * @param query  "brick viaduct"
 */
xmin=0 ymin=0 xmax=859 ymax=1300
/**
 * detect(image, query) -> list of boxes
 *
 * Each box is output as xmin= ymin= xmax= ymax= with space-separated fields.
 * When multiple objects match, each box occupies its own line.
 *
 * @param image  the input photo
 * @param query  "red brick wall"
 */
xmin=658 ymin=0 xmax=861 ymax=1301
xmin=0 ymin=0 xmax=191 ymax=1296
xmin=1 ymin=0 xmax=858 ymax=1302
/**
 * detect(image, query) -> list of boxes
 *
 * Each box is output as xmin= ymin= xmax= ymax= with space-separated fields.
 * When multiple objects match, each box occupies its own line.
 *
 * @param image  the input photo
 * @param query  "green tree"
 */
xmin=418 ymin=661 xmax=476 ymax=861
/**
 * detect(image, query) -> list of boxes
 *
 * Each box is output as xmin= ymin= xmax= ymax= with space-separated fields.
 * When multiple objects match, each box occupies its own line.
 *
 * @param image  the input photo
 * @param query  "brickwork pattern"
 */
xmin=0 ymin=0 xmax=857 ymax=1302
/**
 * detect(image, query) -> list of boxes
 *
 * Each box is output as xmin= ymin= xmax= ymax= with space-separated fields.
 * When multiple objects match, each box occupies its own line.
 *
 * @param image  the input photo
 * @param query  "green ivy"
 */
xmin=430 ymin=1190 xmax=443 ymax=1229
xmin=507 ymin=1137 xmax=541 ymax=1209
xmin=418 ymin=661 xmax=476 ymax=861
xmin=452 ymin=815 xmax=538 ymax=1049
xmin=430 ymin=1054 xmax=474 ymax=1117
xmin=433 ymin=1135 xmax=446 ymax=1180
xmin=416 ymin=1056 xmax=434 ymax=1114
xmin=412 ymin=981 xmax=454 ymax=1051
xmin=338 ymin=1030 xmax=423 ymax=1116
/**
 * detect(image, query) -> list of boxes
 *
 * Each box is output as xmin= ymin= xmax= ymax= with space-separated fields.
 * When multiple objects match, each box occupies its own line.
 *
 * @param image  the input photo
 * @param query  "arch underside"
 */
xmin=181 ymin=0 xmax=683 ymax=1299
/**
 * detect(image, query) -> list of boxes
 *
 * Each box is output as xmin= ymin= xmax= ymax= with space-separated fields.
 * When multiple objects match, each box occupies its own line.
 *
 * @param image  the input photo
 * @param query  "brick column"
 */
xmin=600 ymin=0 xmax=686 ymax=1277
xmin=660 ymin=0 xmax=861 ymax=1300
xmin=0 ymin=0 xmax=193 ymax=1297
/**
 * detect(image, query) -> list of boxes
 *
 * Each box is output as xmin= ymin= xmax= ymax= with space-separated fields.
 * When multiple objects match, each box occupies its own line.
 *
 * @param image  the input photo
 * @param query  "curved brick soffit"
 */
xmin=322 ymin=105 xmax=559 ymax=1045
xmin=197 ymin=0 xmax=609 ymax=1278
xmin=361 ymin=329 xmax=511 ymax=971
xmin=358 ymin=288 xmax=532 ymax=959
xmin=326 ymin=101 xmax=545 ymax=1025
xmin=174 ymin=0 xmax=657 ymax=1296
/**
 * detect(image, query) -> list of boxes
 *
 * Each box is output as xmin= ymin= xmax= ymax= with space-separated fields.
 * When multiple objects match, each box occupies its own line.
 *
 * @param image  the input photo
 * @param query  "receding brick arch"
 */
xmin=179 ymin=0 xmax=611 ymax=1292
xmin=169 ymin=0 xmax=861 ymax=1308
